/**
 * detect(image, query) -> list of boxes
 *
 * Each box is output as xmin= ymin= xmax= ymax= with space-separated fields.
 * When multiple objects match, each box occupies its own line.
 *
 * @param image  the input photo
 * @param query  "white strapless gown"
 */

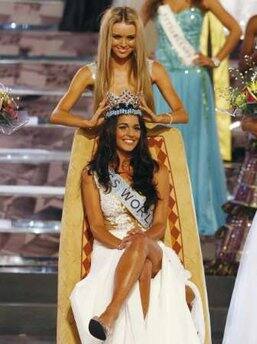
xmin=223 ymin=212 xmax=257 ymax=344
xmin=70 ymin=182 xmax=205 ymax=344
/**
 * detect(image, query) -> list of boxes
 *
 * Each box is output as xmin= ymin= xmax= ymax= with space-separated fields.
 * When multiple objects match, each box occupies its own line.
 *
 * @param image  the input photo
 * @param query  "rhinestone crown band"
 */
xmin=105 ymin=89 xmax=142 ymax=118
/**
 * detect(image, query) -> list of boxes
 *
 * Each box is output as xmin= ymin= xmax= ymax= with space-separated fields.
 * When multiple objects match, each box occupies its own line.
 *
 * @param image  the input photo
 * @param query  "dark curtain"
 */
xmin=59 ymin=0 xmax=113 ymax=32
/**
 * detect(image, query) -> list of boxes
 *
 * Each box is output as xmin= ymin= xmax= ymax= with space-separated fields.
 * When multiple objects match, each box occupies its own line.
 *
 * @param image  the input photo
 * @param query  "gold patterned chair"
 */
xmin=57 ymin=127 xmax=211 ymax=344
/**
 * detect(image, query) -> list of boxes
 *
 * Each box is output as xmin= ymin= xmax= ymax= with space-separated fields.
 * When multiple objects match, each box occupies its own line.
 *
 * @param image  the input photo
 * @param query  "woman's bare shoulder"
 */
xmin=151 ymin=60 xmax=165 ymax=72
xmin=74 ymin=64 xmax=94 ymax=84
xmin=151 ymin=60 xmax=168 ymax=83
xmin=246 ymin=15 xmax=257 ymax=32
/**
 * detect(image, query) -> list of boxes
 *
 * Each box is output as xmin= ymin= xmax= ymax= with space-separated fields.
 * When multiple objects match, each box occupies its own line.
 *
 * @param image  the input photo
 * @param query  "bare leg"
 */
xmin=139 ymin=259 xmax=152 ymax=318
xmin=99 ymin=236 xmax=162 ymax=328
xmin=186 ymin=286 xmax=194 ymax=311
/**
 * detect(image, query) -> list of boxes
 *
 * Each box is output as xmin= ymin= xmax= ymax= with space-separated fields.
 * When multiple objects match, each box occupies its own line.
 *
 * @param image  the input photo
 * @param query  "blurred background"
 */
xmin=0 ymin=1 xmax=257 ymax=343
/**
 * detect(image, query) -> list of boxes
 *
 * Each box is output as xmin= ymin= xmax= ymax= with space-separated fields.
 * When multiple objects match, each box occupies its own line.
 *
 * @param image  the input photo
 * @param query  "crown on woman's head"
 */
xmin=105 ymin=89 xmax=142 ymax=118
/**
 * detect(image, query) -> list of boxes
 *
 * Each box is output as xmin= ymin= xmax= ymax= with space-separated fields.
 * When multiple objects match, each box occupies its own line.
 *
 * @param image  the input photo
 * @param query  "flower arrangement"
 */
xmin=216 ymin=57 xmax=257 ymax=118
xmin=229 ymin=80 xmax=257 ymax=115
xmin=0 ymin=84 xmax=29 ymax=134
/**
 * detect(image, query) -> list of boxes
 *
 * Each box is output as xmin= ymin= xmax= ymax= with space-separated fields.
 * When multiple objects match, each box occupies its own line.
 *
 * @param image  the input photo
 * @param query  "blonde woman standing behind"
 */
xmin=51 ymin=7 xmax=188 ymax=129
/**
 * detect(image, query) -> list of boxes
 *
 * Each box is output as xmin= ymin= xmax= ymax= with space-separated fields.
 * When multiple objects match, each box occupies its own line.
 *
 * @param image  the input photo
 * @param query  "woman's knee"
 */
xmin=129 ymin=235 xmax=148 ymax=253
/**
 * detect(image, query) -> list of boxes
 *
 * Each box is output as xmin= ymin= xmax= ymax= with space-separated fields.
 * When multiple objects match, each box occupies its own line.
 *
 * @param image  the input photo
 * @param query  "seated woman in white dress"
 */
xmin=70 ymin=99 xmax=205 ymax=343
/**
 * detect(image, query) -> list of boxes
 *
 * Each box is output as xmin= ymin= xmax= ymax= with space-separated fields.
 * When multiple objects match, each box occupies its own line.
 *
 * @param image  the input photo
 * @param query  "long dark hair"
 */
xmin=144 ymin=0 xmax=202 ymax=19
xmin=88 ymin=115 xmax=159 ymax=210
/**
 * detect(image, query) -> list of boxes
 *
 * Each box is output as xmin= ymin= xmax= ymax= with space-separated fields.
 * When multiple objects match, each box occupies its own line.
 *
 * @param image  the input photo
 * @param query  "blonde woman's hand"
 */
xmin=86 ymin=98 xmax=108 ymax=128
xmin=139 ymin=95 xmax=158 ymax=123
xmin=140 ymin=95 xmax=174 ymax=125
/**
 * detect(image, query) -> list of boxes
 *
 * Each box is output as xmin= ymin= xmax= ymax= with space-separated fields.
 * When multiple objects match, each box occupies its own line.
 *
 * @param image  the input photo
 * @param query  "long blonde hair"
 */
xmin=94 ymin=6 xmax=154 ymax=112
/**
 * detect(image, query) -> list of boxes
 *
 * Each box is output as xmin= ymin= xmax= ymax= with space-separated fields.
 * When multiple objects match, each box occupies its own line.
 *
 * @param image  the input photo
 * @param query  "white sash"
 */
xmin=109 ymin=171 xmax=153 ymax=228
xmin=158 ymin=4 xmax=197 ymax=66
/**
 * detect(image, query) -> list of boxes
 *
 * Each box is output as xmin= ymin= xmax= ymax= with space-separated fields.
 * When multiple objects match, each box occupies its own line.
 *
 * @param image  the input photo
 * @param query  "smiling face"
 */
xmin=111 ymin=22 xmax=136 ymax=59
xmin=116 ymin=115 xmax=141 ymax=155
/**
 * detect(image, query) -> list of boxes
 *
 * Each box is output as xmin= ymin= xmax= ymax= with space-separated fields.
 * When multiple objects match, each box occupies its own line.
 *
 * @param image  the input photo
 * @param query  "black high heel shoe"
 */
xmin=88 ymin=316 xmax=111 ymax=341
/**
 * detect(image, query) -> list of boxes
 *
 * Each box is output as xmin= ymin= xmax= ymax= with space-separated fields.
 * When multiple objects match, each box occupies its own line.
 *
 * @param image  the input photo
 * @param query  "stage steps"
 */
xmin=208 ymin=276 xmax=236 ymax=343
xmin=0 ymin=270 xmax=56 ymax=337
xmin=0 ymin=272 xmax=235 ymax=343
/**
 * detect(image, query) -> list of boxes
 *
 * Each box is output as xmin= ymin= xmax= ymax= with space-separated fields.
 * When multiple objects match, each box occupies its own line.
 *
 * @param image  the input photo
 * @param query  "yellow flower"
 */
xmin=248 ymin=81 xmax=257 ymax=93
xmin=234 ymin=93 xmax=247 ymax=107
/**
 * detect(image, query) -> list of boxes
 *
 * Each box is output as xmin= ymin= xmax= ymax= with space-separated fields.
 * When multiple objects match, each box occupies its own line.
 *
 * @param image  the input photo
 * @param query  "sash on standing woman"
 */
xmin=158 ymin=4 xmax=197 ymax=66
xmin=109 ymin=171 xmax=154 ymax=228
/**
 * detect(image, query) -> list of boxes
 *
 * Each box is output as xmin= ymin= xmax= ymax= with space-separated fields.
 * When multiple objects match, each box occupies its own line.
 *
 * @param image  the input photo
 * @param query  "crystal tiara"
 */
xmin=105 ymin=89 xmax=142 ymax=118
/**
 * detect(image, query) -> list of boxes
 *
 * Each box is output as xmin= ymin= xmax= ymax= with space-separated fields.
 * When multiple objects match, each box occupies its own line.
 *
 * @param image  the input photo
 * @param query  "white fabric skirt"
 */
xmin=70 ymin=231 xmax=204 ymax=344
xmin=223 ymin=212 xmax=257 ymax=344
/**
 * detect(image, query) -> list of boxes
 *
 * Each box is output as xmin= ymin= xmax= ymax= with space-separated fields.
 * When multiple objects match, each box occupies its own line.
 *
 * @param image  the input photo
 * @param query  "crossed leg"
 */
xmin=98 ymin=235 xmax=162 ymax=328
xmin=139 ymin=259 xmax=152 ymax=318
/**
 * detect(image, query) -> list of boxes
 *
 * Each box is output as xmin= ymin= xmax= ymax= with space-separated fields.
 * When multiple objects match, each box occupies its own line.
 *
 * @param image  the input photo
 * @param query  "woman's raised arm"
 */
xmin=140 ymin=0 xmax=152 ymax=26
xmin=152 ymin=61 xmax=188 ymax=124
xmin=204 ymin=0 xmax=241 ymax=62
xmin=239 ymin=16 xmax=257 ymax=70
xmin=50 ymin=66 xmax=106 ymax=128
